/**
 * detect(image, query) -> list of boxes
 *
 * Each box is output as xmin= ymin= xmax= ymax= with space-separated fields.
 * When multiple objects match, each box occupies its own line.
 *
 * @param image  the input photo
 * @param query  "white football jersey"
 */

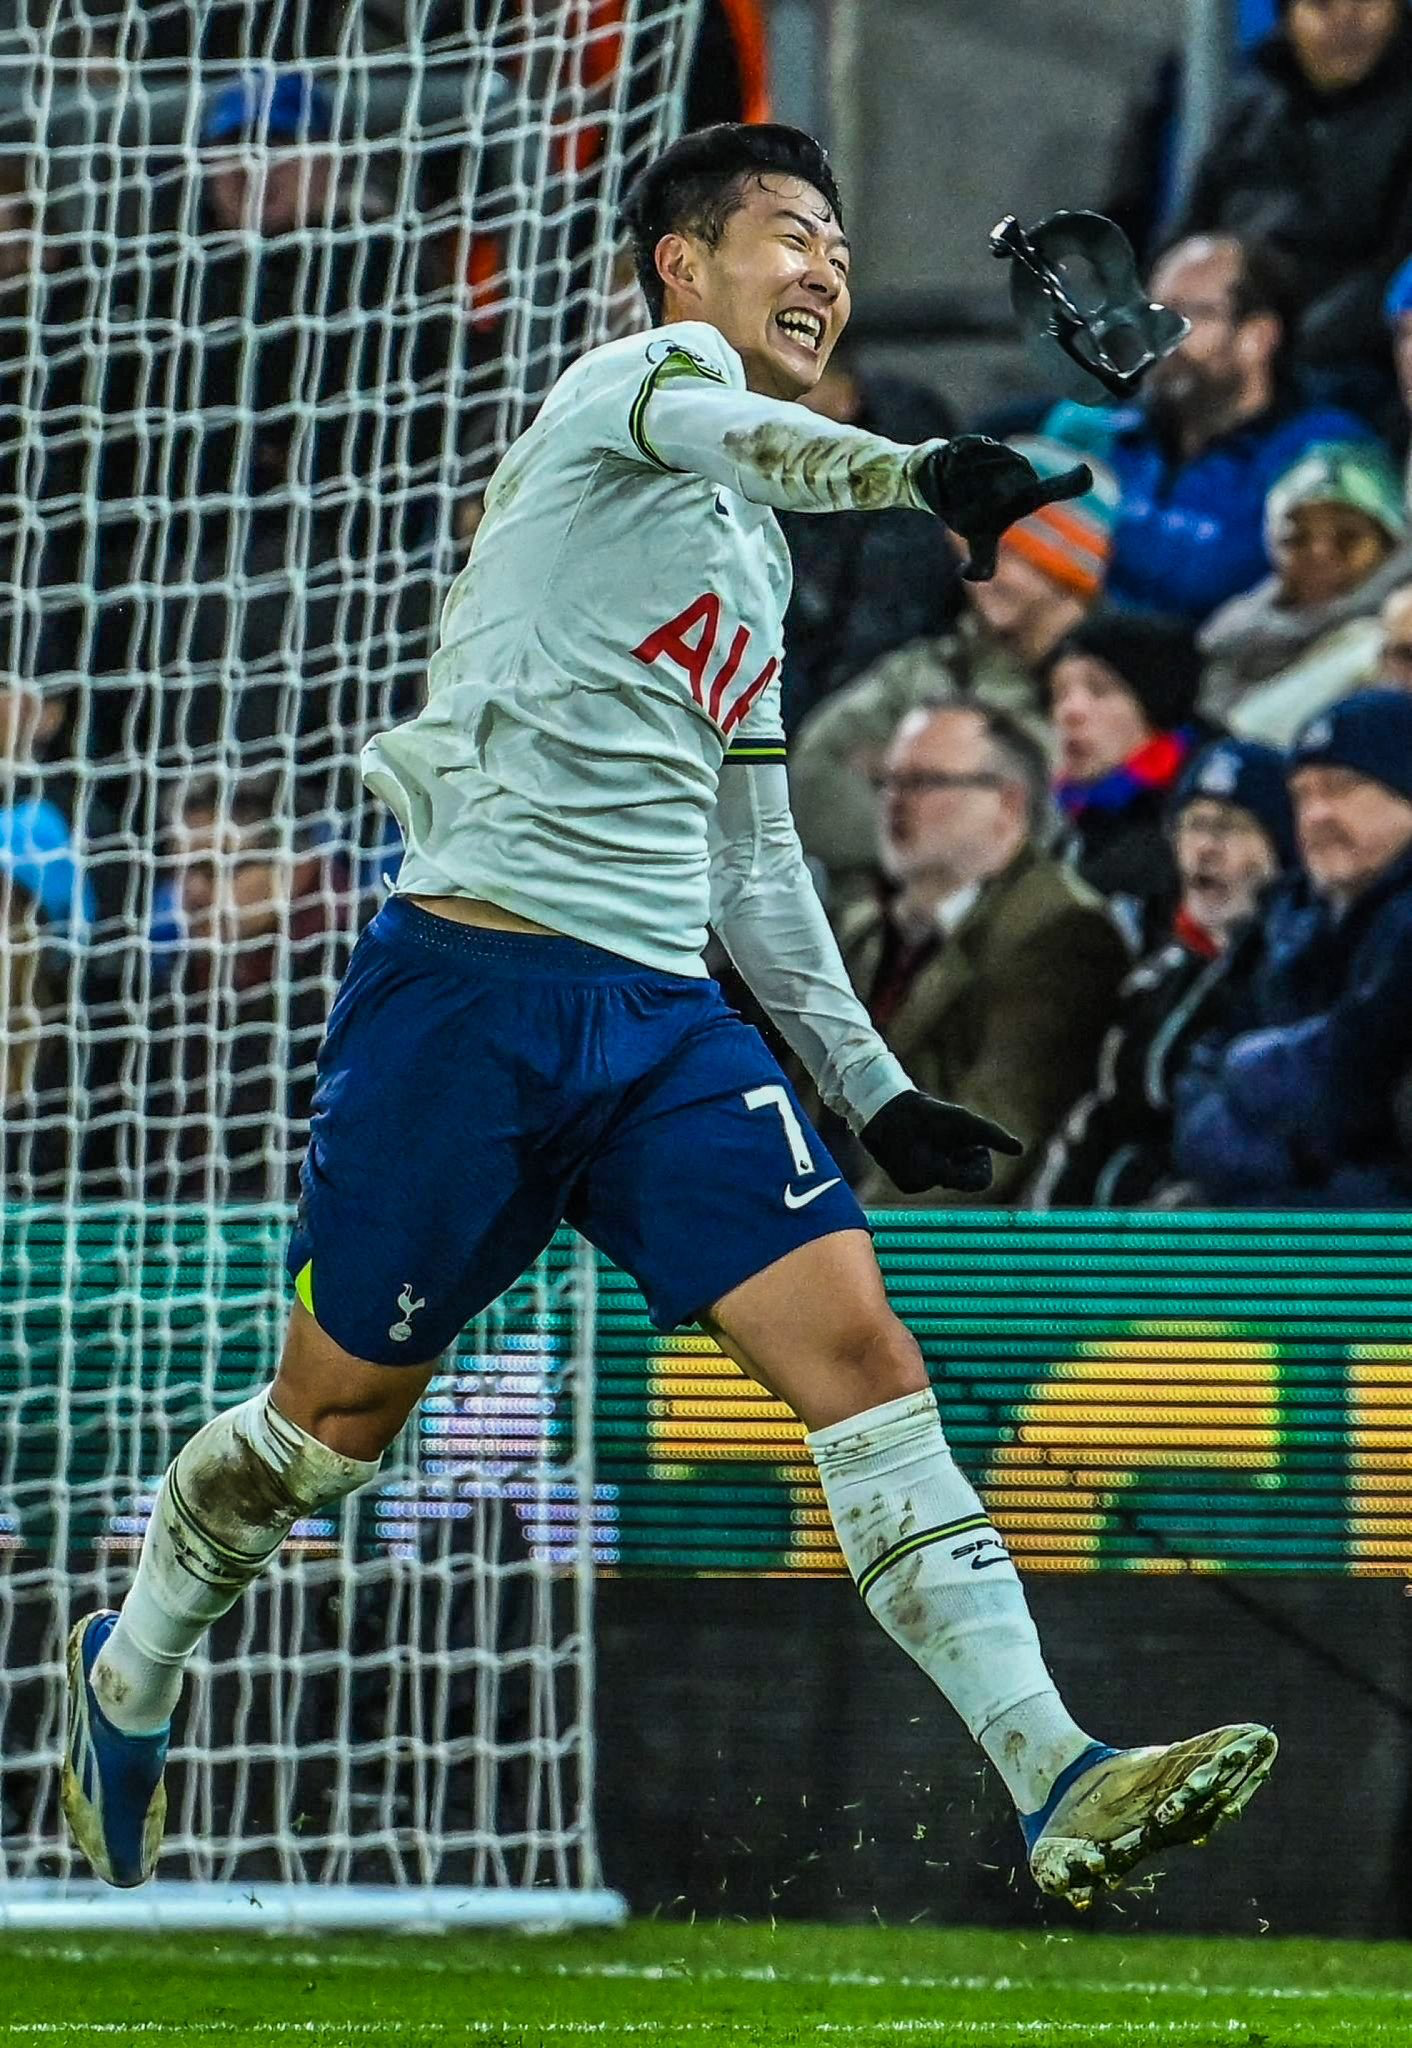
xmin=364 ymin=321 xmax=798 ymax=976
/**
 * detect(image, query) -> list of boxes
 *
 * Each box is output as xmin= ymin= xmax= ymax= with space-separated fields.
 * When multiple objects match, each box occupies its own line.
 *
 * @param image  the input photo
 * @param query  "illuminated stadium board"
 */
xmin=2 ymin=1207 xmax=1408 ymax=1574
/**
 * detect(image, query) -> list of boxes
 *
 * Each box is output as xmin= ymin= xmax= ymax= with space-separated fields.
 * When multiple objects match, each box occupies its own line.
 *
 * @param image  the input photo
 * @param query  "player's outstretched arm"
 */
xmin=635 ymin=339 xmax=1090 ymax=578
xmin=708 ymin=758 xmax=1021 ymax=1193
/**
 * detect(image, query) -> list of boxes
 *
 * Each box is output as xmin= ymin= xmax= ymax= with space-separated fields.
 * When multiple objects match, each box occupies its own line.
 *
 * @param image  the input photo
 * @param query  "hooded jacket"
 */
xmin=1199 ymin=541 xmax=1412 ymax=741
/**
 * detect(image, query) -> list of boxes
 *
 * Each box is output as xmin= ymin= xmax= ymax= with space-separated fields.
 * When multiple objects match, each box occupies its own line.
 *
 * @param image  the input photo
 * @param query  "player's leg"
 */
xmin=701 ymin=1228 xmax=1098 ymax=1813
xmin=63 ymin=898 xmax=575 ymax=1886
xmin=62 ymin=1307 xmax=438 ymax=1887
xmin=705 ymin=1233 xmax=1275 ymax=1907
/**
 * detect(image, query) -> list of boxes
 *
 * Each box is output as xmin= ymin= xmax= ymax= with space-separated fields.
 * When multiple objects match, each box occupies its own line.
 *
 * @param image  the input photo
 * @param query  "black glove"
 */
xmin=915 ymin=436 xmax=1093 ymax=582
xmin=860 ymin=1089 xmax=1024 ymax=1196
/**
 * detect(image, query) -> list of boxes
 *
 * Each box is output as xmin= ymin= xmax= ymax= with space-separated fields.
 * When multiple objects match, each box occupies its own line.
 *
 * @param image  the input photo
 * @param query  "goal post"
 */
xmin=0 ymin=0 xmax=703 ymax=1930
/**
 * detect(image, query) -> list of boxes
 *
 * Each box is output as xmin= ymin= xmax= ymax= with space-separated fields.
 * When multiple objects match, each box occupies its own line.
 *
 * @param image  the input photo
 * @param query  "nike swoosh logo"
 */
xmin=783 ymin=1177 xmax=842 ymax=1210
xmin=714 ymin=492 xmax=731 ymax=517
xmin=970 ymin=1553 xmax=1010 ymax=1570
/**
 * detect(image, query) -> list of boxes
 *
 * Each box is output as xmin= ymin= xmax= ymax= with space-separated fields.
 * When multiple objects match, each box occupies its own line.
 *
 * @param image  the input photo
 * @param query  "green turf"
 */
xmin=1 ymin=1921 xmax=1410 ymax=2046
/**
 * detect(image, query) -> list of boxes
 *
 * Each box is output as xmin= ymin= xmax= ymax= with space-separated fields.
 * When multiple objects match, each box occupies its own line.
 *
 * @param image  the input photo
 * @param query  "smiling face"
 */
xmin=1290 ymin=764 xmax=1412 ymax=898
xmin=655 ymin=173 xmax=851 ymax=400
xmin=1270 ymin=501 xmax=1394 ymax=610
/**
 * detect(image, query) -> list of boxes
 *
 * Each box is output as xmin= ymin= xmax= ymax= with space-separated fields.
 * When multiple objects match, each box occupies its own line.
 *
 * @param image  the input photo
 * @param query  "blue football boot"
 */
xmin=60 ymin=1610 xmax=169 ymax=1887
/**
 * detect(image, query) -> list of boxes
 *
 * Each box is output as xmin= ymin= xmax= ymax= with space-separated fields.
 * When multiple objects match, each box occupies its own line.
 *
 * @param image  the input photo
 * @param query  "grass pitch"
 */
xmin=1 ymin=1920 xmax=1409 ymax=2046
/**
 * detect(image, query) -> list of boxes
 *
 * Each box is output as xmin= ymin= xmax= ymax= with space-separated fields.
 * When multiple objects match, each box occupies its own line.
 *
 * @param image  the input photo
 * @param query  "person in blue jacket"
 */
xmin=1172 ymin=689 xmax=1412 ymax=1205
xmin=1044 ymin=233 xmax=1374 ymax=623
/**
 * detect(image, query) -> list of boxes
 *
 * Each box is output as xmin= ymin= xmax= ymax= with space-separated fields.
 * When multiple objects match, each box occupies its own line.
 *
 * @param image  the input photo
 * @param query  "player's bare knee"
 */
xmin=273 ymin=1305 xmax=434 ymax=1463
xmin=827 ymin=1307 xmax=927 ymax=1410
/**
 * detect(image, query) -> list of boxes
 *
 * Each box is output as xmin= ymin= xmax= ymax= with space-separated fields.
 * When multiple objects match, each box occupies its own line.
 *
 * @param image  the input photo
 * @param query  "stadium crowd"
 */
xmin=3 ymin=1 xmax=1412 ymax=1213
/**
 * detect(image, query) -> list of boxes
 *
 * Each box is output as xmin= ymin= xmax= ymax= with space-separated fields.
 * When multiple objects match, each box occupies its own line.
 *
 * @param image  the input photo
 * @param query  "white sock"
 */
xmin=93 ymin=1388 xmax=380 ymax=1736
xmin=807 ymin=1388 xmax=1094 ymax=1814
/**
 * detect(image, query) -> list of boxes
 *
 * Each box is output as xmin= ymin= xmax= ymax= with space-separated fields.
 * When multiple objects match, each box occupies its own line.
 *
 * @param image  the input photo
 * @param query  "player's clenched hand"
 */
xmin=860 ymin=1090 xmax=1024 ymax=1195
xmin=914 ymin=436 xmax=1093 ymax=583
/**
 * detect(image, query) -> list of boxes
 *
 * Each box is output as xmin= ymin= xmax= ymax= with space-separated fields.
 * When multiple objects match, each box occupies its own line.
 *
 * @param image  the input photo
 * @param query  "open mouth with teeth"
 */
xmin=775 ymin=309 xmax=825 ymax=353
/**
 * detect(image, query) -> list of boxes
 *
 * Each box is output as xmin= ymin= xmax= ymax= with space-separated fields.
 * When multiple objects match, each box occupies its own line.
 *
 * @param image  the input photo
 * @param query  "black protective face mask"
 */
xmin=992 ymin=210 xmax=1191 ymax=404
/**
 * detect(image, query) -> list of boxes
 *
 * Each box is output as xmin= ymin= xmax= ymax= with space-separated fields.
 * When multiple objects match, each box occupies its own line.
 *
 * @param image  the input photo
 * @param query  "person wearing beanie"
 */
xmin=790 ymin=441 xmax=1118 ymax=921
xmin=1048 ymin=607 xmax=1215 ymax=952
xmin=201 ymin=69 xmax=337 ymax=237
xmin=1031 ymin=737 xmax=1295 ymax=1207
xmin=1201 ymin=440 xmax=1412 ymax=740
xmin=1173 ymin=689 xmax=1412 ymax=1208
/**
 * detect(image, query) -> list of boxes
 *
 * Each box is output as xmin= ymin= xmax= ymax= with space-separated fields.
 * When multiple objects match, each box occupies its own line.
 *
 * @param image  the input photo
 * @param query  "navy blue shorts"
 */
xmin=286 ymin=898 xmax=866 ymax=1363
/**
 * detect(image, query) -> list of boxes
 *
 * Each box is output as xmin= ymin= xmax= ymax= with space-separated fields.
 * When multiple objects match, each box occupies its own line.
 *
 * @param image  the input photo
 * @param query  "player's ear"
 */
xmin=655 ymin=231 xmax=700 ymax=311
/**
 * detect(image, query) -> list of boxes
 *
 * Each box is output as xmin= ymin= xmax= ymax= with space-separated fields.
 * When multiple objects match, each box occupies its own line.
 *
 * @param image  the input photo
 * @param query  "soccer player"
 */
xmin=64 ymin=123 xmax=1275 ymax=1908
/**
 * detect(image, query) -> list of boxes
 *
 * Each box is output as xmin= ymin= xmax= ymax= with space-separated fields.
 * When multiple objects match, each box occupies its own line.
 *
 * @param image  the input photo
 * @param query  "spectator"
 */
xmin=1050 ymin=608 xmax=1214 ymax=951
xmin=833 ymin=702 xmax=1127 ymax=1208
xmin=0 ymin=684 xmax=90 ymax=936
xmin=1031 ymin=739 xmax=1296 ymax=1207
xmin=1376 ymin=578 xmax=1412 ymax=690
xmin=789 ymin=443 xmax=1119 ymax=916
xmin=133 ymin=770 xmax=356 ymax=1204
xmin=1043 ymin=233 xmax=1373 ymax=621
xmin=1173 ymin=689 xmax=1412 ymax=1206
xmin=779 ymin=341 xmax=960 ymax=732
xmin=1174 ymin=0 xmax=1412 ymax=428
xmin=0 ymin=681 xmax=132 ymax=939
xmin=1201 ymin=440 xmax=1410 ymax=740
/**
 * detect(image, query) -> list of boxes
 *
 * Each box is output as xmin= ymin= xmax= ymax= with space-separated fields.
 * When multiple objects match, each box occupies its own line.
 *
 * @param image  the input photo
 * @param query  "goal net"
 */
xmin=0 ymin=0 xmax=702 ymax=1929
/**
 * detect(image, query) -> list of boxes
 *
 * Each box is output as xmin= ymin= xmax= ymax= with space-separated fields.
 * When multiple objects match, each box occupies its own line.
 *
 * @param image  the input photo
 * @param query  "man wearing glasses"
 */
xmin=834 ymin=700 xmax=1128 ymax=1207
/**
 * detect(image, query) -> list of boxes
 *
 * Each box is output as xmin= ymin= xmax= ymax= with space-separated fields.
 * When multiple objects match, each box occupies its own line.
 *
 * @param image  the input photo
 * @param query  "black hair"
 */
xmin=621 ymin=122 xmax=843 ymax=323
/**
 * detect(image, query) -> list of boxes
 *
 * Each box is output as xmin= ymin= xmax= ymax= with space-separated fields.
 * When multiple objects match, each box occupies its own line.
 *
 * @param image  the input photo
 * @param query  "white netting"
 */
xmin=0 ymin=0 xmax=701 ymax=1921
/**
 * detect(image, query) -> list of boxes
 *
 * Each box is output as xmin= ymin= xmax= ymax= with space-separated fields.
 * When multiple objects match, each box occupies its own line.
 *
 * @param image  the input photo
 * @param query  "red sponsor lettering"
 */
xmin=632 ymin=594 xmax=778 ymax=732
xmin=706 ymin=623 xmax=749 ymax=722
xmin=630 ymin=593 xmax=721 ymax=706
xmin=721 ymin=657 xmax=778 ymax=735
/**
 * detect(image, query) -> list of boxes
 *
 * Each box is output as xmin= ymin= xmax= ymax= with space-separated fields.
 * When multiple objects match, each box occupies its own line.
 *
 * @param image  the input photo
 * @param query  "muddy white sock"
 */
xmin=807 ymin=1388 xmax=1093 ymax=1813
xmin=93 ymin=1389 xmax=379 ymax=1736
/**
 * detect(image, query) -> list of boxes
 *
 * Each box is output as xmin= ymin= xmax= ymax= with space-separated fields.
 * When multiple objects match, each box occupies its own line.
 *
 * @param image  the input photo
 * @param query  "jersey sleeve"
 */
xmin=708 ymin=754 xmax=910 ymax=1130
xmin=574 ymin=321 xmax=943 ymax=517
